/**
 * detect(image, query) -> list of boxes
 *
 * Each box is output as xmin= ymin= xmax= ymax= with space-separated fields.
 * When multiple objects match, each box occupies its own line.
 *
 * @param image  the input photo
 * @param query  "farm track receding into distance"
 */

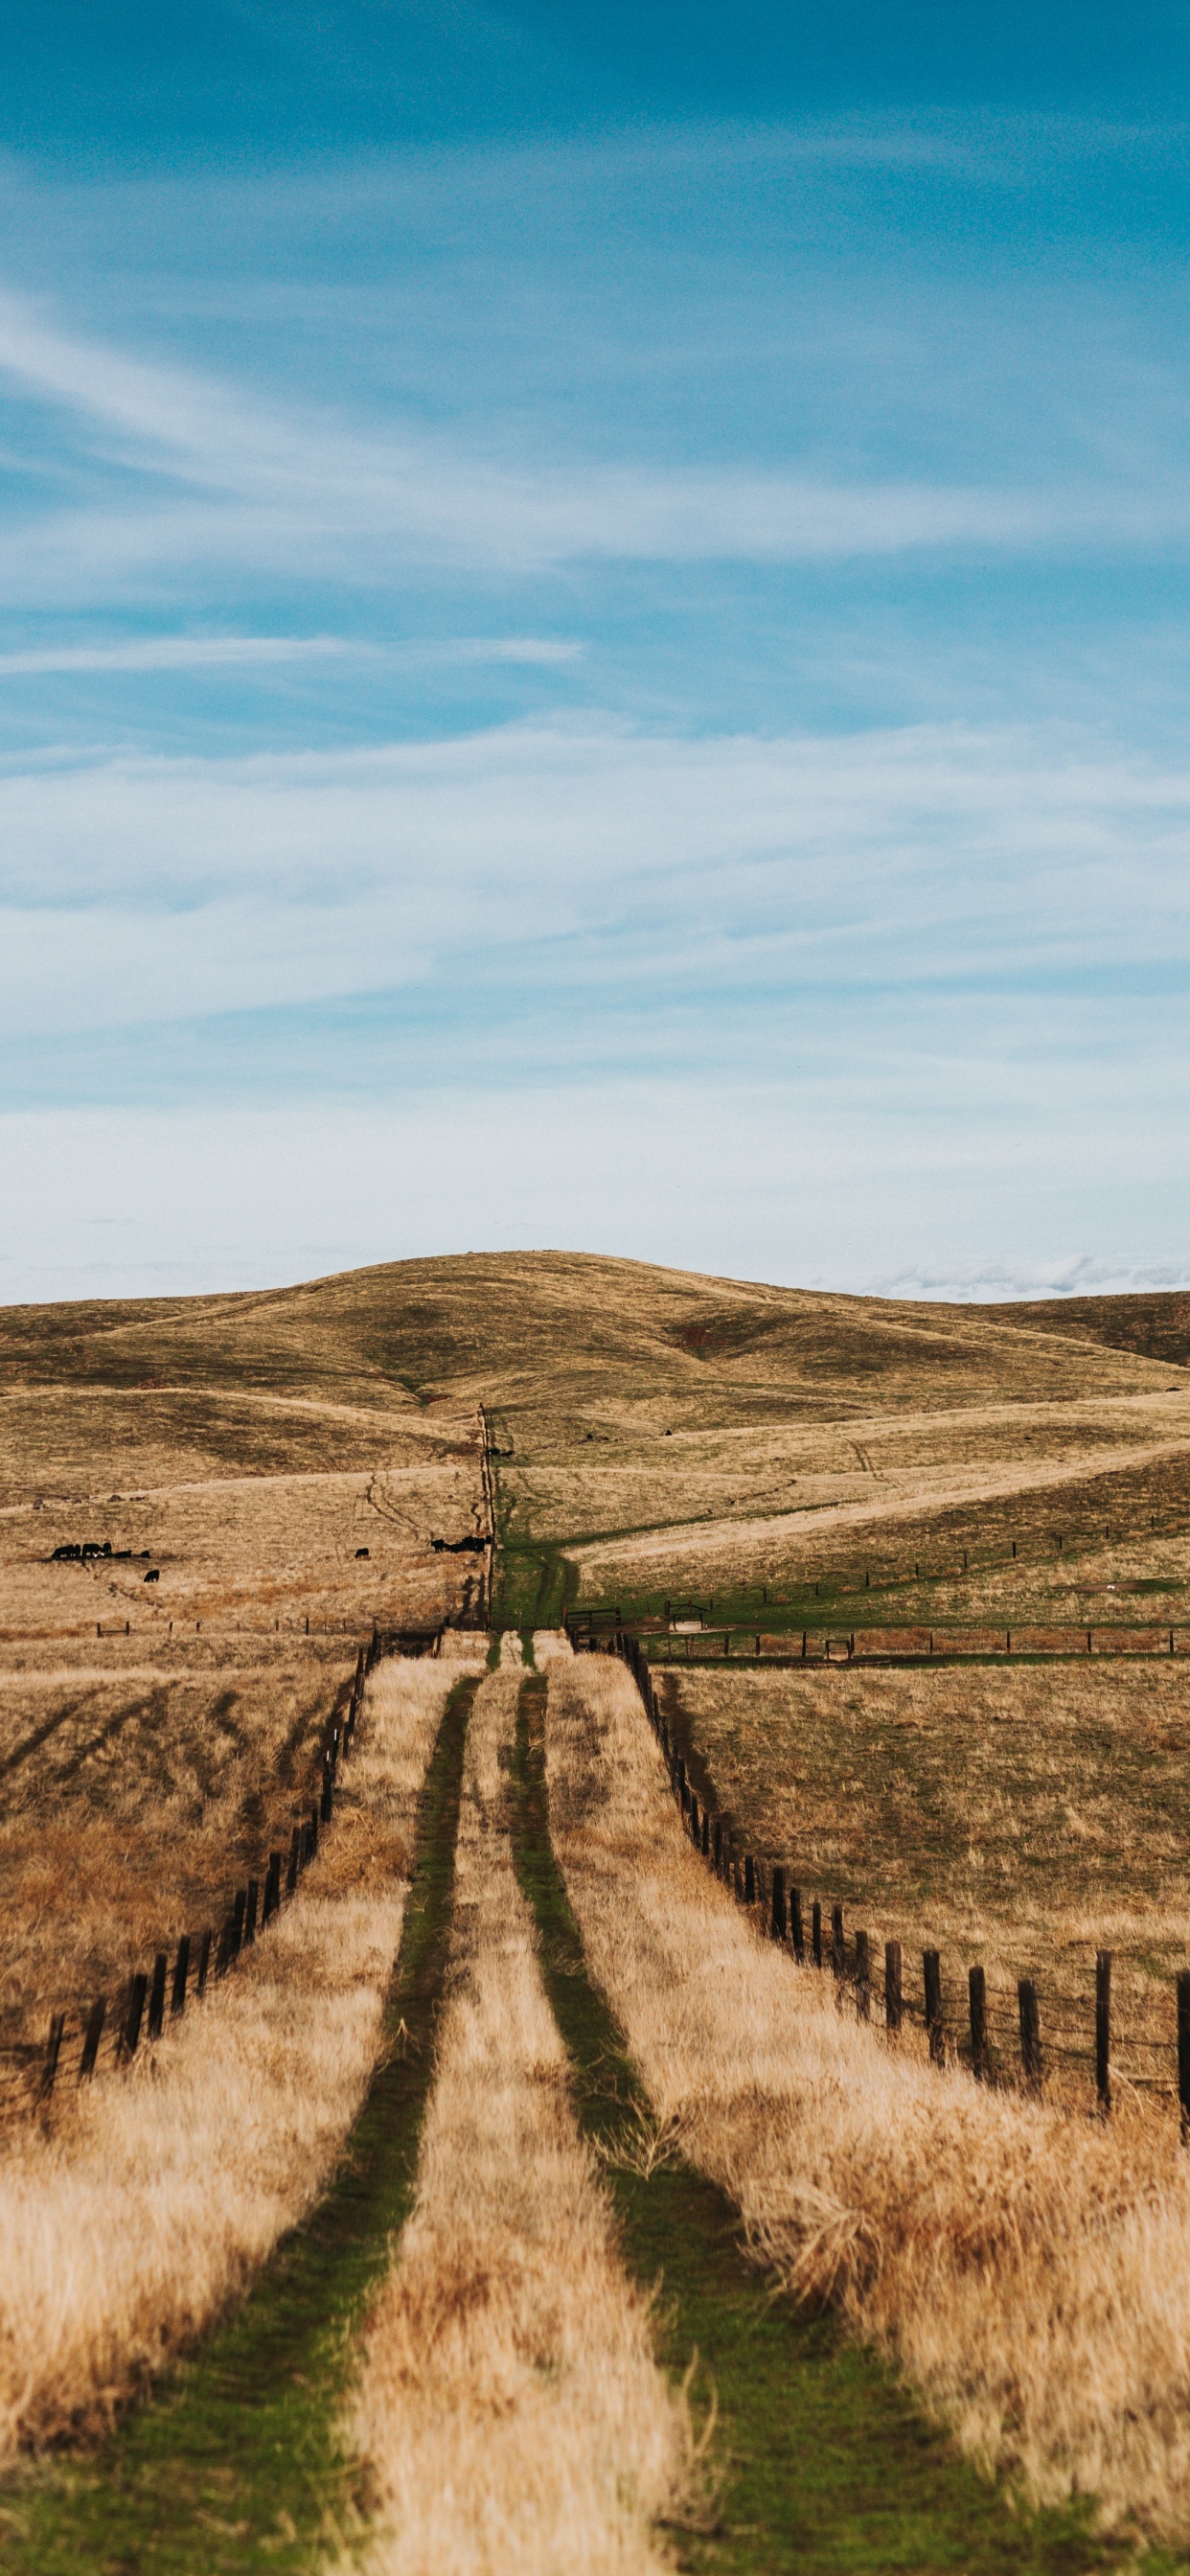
xmin=11 ymin=1255 xmax=1190 ymax=2564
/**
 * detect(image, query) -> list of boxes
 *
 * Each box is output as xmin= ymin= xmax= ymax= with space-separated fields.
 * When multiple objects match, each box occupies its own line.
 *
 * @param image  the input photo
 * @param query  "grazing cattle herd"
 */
xmin=50 ymin=1543 xmax=152 ymax=1563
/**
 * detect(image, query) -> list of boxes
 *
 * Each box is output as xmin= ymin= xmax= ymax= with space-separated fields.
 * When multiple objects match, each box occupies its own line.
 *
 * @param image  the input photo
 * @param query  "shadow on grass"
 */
xmin=1 ymin=1674 xmax=479 ymax=2576
xmin=510 ymin=1672 xmax=1167 ymax=2576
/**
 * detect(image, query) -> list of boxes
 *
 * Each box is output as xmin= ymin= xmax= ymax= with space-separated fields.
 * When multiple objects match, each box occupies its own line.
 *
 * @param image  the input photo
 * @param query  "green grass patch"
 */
xmin=491 ymin=1539 xmax=575 ymax=1630
xmin=510 ymin=1673 xmax=1142 ymax=2575
xmin=1 ymin=1673 xmax=479 ymax=2576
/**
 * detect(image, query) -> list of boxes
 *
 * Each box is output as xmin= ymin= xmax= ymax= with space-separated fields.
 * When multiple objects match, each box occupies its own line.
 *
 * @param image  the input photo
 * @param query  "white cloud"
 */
xmin=0 ymin=283 xmax=1178 ymax=588
xmin=871 ymin=1257 xmax=1190 ymax=1303
xmin=0 ymin=632 xmax=581 ymax=678
xmin=0 ymin=1084 xmax=1186 ymax=1307
xmin=1 ymin=706 xmax=1187 ymax=920
xmin=0 ymin=634 xmax=351 ymax=676
xmin=0 ymin=713 xmax=1186 ymax=1147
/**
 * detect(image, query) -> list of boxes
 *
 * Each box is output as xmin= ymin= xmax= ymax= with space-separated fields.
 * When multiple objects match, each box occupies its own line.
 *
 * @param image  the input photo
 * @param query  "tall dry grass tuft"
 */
xmin=547 ymin=1649 xmax=1190 ymax=2542
xmin=350 ymin=1663 xmax=692 ymax=2575
xmin=0 ymin=1657 xmax=452 ymax=2459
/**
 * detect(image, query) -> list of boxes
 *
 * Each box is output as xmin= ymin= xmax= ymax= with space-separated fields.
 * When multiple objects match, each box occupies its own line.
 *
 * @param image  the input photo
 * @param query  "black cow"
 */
xmin=144 ymin=1568 xmax=160 ymax=1584
xmin=355 ymin=1546 xmax=370 ymax=1559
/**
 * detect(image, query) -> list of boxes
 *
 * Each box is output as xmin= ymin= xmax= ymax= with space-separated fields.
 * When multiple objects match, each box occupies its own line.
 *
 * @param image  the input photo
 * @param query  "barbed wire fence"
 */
xmin=18 ymin=1630 xmax=385 ymax=2117
xmin=589 ymin=1624 xmax=1190 ymax=2137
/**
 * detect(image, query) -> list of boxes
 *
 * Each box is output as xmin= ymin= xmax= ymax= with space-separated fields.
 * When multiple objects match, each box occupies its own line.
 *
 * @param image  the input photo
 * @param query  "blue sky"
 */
xmin=3 ymin=4 xmax=1190 ymax=1301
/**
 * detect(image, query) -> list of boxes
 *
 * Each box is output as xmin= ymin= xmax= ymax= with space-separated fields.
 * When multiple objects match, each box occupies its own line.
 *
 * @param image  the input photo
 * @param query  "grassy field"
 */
xmin=2 ymin=1663 xmax=481 ymax=2572
xmin=5 ymin=1252 xmax=1190 ymax=2567
xmin=0 ymin=1271 xmax=492 ymax=2107
xmin=535 ymin=1651 xmax=1148 ymax=2570
xmin=9 ymin=1246 xmax=1190 ymax=1636
xmin=0 ymin=1635 xmax=351 ymax=2085
xmin=660 ymin=1660 xmax=1190 ymax=2104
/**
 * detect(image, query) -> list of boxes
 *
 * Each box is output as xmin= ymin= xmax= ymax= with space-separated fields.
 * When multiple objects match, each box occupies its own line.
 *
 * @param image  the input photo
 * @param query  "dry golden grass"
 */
xmin=350 ymin=1663 xmax=691 ymax=2576
xmin=0 ymin=1303 xmax=490 ymax=2109
xmin=0 ymin=1635 xmax=356 ymax=2080
xmin=546 ymin=1649 xmax=1190 ymax=2542
xmin=666 ymin=1660 xmax=1190 ymax=2099
xmin=0 ymin=1655 xmax=452 ymax=2457
xmin=11 ymin=1249 xmax=1190 ymax=1644
xmin=3 ymin=1400 xmax=485 ymax=1642
xmin=564 ymin=1392 xmax=1190 ymax=1604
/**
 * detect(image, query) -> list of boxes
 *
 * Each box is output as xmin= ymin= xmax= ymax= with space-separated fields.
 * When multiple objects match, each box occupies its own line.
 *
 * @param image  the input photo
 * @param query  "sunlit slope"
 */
xmin=957 ymin=1290 xmax=1190 ymax=1369
xmin=4 ymin=1251 xmax=1182 ymax=1419
xmin=6 ymin=1254 xmax=1190 ymax=1621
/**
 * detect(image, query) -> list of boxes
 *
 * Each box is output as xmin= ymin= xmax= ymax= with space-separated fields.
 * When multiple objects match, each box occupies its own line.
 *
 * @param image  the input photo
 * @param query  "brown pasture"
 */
xmin=7 ymin=1247 xmax=1190 ymax=2111
xmin=662 ymin=1658 xmax=1190 ymax=2104
xmin=0 ymin=1273 xmax=499 ymax=2117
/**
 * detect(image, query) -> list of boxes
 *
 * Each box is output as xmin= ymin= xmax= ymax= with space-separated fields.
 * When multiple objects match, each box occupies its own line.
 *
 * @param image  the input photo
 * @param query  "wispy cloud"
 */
xmin=1 ymin=713 xmax=1188 ymax=1058
xmin=0 ymin=284 xmax=1175 ymax=588
xmin=0 ymin=634 xmax=351 ymax=676
xmin=2 ymin=114 xmax=1190 ymax=1300
xmin=0 ymin=632 xmax=581 ymax=676
xmin=869 ymin=1257 xmax=1190 ymax=1303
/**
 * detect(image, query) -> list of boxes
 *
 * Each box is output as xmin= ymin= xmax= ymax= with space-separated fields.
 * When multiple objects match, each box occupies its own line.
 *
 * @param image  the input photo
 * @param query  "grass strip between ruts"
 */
xmin=510 ymin=1672 xmax=1164 ymax=2576
xmin=1 ymin=1671 xmax=479 ymax=2576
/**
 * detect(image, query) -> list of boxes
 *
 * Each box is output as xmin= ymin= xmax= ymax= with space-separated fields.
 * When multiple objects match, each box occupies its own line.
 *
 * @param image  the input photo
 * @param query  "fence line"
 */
xmin=593 ymin=1627 xmax=1190 ymax=2135
xmin=566 ymin=1498 xmax=1190 ymax=1635
xmin=13 ymin=1629 xmax=386 ymax=2117
xmin=630 ymin=1621 xmax=1189 ymax=1666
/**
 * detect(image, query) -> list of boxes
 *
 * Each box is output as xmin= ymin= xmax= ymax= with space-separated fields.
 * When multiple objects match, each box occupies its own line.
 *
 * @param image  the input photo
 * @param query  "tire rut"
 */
xmin=3 ymin=1670 xmax=479 ymax=2576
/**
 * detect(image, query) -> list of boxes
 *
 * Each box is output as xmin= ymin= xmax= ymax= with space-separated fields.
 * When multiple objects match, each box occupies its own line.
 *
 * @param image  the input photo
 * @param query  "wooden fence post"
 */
xmin=969 ymin=1964 xmax=988 ymax=2080
xmin=171 ymin=1934 xmax=190 ymax=2016
xmin=790 ymin=1885 xmax=805 ymax=1962
xmin=147 ymin=1952 xmax=168 ymax=2041
xmin=855 ymin=1929 xmax=871 ymax=2019
xmin=884 ymin=1939 xmax=903 ymax=2032
xmin=39 ymin=2011 xmax=65 ymax=2099
xmin=1178 ymin=1970 xmax=1190 ymax=2142
xmin=1096 ymin=1950 xmax=1111 ymax=2112
xmin=831 ymin=1903 xmax=845 ymax=1979
xmin=123 ymin=1972 xmax=149 ymax=2058
xmin=924 ymin=1949 xmax=945 ymax=2065
xmin=771 ymin=1866 xmax=787 ymax=1941
xmin=79 ymin=1995 xmax=105 ymax=2080
xmin=812 ymin=1899 xmax=822 ymax=1967
xmin=1018 ymin=1979 xmax=1041 ymax=2088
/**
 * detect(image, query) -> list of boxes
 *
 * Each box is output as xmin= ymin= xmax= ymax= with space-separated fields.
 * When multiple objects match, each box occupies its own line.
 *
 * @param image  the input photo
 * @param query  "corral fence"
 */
xmin=584 ymin=1626 xmax=1190 ymax=2134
